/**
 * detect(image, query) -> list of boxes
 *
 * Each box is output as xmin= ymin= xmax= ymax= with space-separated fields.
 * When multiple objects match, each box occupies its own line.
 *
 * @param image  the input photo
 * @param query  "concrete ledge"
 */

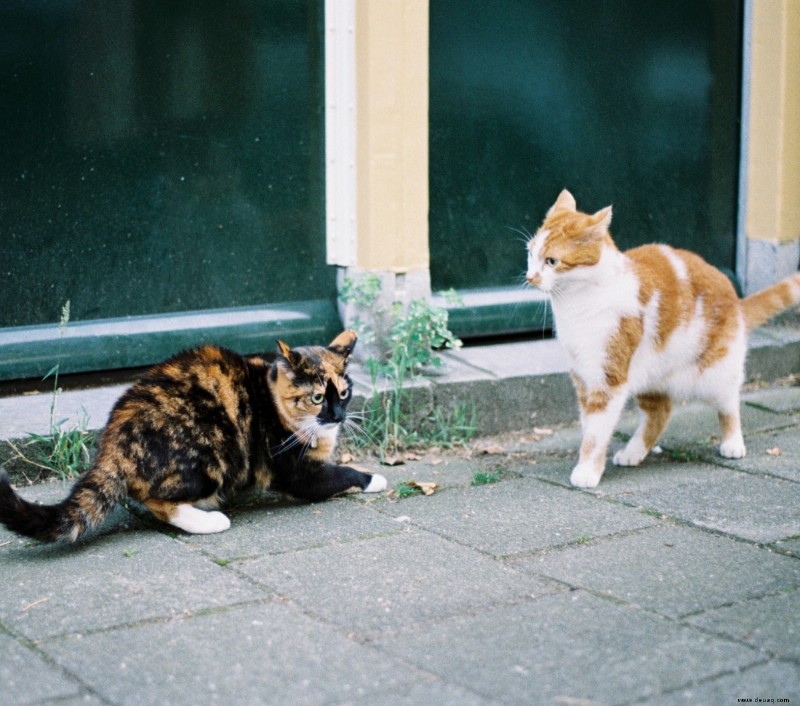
xmin=1 ymin=321 xmax=799 ymax=441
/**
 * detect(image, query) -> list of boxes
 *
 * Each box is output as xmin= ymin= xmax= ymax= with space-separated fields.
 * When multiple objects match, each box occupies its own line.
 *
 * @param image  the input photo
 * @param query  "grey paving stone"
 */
xmin=0 ymin=632 xmax=83 ymax=706
xmin=709 ymin=424 xmax=800 ymax=482
xmin=686 ymin=590 xmax=800 ymax=662
xmin=376 ymin=591 xmax=760 ymax=706
xmin=743 ymin=385 xmax=800 ymax=414
xmin=375 ymin=477 xmax=659 ymax=557
xmin=604 ymin=468 xmax=800 ymax=543
xmin=235 ymin=529 xmax=556 ymax=635
xmin=178 ymin=494 xmax=402 ymax=559
xmin=775 ymin=538 xmax=800 ymax=558
xmin=641 ymin=660 xmax=800 ymax=705
xmin=348 ymin=679 xmax=503 ymax=706
xmin=519 ymin=525 xmax=800 ymax=618
xmin=349 ymin=457 xmax=487 ymax=492
xmin=0 ymin=530 xmax=263 ymax=641
xmin=40 ymin=601 xmax=425 ymax=706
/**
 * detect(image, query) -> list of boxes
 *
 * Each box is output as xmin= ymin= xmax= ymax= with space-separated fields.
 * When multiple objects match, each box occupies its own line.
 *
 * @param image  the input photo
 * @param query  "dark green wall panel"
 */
xmin=0 ymin=300 xmax=340 ymax=382
xmin=430 ymin=0 xmax=742 ymax=310
xmin=0 ymin=1 xmax=333 ymax=379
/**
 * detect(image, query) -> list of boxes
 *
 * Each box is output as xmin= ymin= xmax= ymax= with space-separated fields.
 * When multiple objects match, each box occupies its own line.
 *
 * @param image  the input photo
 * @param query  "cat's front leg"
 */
xmin=570 ymin=386 xmax=629 ymax=488
xmin=292 ymin=464 xmax=387 ymax=502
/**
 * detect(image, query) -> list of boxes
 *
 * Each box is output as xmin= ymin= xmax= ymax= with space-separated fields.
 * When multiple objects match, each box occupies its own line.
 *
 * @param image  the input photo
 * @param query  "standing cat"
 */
xmin=0 ymin=330 xmax=387 ymax=542
xmin=526 ymin=189 xmax=800 ymax=488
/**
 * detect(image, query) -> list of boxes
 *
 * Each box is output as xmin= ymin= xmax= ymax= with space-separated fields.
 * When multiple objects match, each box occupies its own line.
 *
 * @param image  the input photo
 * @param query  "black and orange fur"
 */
xmin=0 ymin=330 xmax=386 ymax=543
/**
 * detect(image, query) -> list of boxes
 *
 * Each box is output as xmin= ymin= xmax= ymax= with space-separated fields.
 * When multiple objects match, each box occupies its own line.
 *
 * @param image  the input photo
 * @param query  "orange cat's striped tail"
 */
xmin=742 ymin=272 xmax=800 ymax=332
xmin=0 ymin=461 xmax=127 ymax=543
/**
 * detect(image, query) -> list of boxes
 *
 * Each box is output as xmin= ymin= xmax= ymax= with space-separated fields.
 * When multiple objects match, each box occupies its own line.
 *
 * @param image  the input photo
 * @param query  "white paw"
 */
xmin=720 ymin=438 xmax=746 ymax=459
xmin=613 ymin=441 xmax=647 ymax=467
xmin=170 ymin=505 xmax=231 ymax=534
xmin=364 ymin=474 xmax=388 ymax=493
xmin=570 ymin=463 xmax=602 ymax=489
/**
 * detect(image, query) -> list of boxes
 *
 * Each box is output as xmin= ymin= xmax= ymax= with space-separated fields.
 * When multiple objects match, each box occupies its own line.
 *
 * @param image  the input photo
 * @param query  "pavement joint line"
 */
xmin=0 ymin=621 xmax=114 ymax=705
xmin=27 ymin=596 xmax=278 ymax=645
xmin=619 ymin=660 xmax=775 ymax=706
xmin=346 ymin=588 xmax=573 ymax=645
xmin=498 ymin=522 xmax=671 ymax=563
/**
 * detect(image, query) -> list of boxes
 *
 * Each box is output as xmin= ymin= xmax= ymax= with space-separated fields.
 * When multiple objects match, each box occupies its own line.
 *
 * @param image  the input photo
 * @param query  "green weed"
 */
xmin=471 ymin=470 xmax=501 ymax=486
xmin=393 ymin=482 xmax=422 ymax=499
xmin=340 ymin=276 xmax=472 ymax=458
xmin=5 ymin=301 xmax=95 ymax=481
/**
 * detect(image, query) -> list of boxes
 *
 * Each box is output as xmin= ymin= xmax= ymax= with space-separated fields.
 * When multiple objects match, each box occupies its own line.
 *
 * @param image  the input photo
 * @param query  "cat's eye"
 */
xmin=339 ymin=388 xmax=350 ymax=400
xmin=544 ymin=257 xmax=559 ymax=267
xmin=310 ymin=392 xmax=325 ymax=405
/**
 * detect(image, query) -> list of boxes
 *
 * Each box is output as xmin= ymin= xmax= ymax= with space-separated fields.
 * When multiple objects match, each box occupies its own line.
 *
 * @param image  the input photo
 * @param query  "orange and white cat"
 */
xmin=526 ymin=189 xmax=800 ymax=488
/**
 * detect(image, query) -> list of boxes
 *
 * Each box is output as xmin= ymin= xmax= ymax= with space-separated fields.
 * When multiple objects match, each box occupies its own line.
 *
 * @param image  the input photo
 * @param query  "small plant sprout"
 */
xmin=339 ymin=275 xmax=472 ymax=459
xmin=4 ymin=301 xmax=95 ymax=481
xmin=471 ymin=470 xmax=501 ymax=486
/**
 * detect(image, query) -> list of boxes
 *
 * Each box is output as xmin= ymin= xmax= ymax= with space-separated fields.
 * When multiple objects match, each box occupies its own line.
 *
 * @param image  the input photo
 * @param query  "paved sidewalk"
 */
xmin=1 ymin=329 xmax=799 ymax=705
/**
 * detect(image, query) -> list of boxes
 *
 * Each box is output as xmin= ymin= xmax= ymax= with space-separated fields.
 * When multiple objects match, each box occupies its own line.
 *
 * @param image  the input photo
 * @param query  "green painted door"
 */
xmin=0 ymin=1 xmax=335 ymax=380
xmin=430 ymin=0 xmax=742 ymax=338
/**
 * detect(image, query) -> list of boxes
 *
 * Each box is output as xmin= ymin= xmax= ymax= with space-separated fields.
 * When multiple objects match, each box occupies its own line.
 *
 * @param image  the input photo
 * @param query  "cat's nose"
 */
xmin=331 ymin=402 xmax=346 ymax=423
xmin=527 ymin=273 xmax=542 ymax=288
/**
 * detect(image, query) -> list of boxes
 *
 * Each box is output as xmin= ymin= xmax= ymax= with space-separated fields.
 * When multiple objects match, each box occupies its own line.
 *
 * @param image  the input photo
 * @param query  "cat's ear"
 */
xmin=327 ymin=329 xmax=357 ymax=360
xmin=547 ymin=189 xmax=577 ymax=216
xmin=276 ymin=340 xmax=303 ymax=369
xmin=576 ymin=205 xmax=613 ymax=245
xmin=588 ymin=205 xmax=612 ymax=236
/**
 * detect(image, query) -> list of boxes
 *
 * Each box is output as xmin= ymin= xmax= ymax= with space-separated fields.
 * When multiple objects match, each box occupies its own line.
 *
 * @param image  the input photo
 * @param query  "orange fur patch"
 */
xmin=604 ymin=316 xmax=643 ymax=387
xmin=743 ymin=273 xmax=800 ymax=331
xmin=628 ymin=245 xmax=740 ymax=369
xmin=636 ymin=393 xmax=672 ymax=449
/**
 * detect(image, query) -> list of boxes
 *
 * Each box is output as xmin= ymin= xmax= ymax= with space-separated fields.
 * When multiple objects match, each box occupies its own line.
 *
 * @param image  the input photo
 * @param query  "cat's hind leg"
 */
xmin=718 ymin=405 xmax=745 ymax=459
xmin=143 ymin=499 xmax=231 ymax=534
xmin=613 ymin=393 xmax=672 ymax=467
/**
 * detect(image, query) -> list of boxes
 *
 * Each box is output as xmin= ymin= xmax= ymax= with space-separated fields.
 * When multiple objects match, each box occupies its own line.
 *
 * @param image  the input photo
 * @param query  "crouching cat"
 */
xmin=0 ymin=330 xmax=387 ymax=542
xmin=526 ymin=189 xmax=800 ymax=488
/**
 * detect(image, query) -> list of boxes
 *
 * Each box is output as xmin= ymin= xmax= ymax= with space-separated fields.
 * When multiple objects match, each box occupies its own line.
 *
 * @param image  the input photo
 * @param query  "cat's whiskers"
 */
xmin=340 ymin=416 xmax=374 ymax=447
xmin=508 ymin=225 xmax=534 ymax=245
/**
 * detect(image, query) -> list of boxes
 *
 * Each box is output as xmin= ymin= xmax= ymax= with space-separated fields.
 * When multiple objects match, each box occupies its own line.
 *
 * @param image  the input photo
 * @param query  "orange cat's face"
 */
xmin=526 ymin=189 xmax=613 ymax=292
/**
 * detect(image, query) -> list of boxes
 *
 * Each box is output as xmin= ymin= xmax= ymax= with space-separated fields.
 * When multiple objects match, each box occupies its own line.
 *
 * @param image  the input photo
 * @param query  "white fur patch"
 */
xmin=659 ymin=245 xmax=689 ymax=281
xmin=169 ymin=505 xmax=231 ymax=534
xmin=364 ymin=474 xmax=387 ymax=493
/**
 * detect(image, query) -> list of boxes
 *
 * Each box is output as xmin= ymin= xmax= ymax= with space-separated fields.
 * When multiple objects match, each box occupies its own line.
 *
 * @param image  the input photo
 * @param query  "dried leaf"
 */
xmin=403 ymin=452 xmax=422 ymax=461
xmin=340 ymin=453 xmax=354 ymax=464
xmin=380 ymin=456 xmax=405 ymax=467
xmin=407 ymin=481 xmax=438 ymax=496
xmin=533 ymin=427 xmax=554 ymax=436
xmin=766 ymin=447 xmax=783 ymax=457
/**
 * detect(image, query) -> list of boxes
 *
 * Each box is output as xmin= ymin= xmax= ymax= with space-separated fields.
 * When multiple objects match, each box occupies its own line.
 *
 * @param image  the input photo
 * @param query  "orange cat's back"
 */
xmin=625 ymin=244 xmax=741 ymax=368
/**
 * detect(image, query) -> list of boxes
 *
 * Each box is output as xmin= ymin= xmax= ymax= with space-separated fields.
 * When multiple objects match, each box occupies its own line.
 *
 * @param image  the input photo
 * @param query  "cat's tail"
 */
xmin=0 ymin=459 xmax=127 ymax=543
xmin=742 ymin=272 xmax=800 ymax=332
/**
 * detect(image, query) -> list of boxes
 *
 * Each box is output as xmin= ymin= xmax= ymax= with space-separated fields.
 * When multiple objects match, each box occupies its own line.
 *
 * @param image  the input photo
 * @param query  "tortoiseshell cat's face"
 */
xmin=269 ymin=330 xmax=357 ymax=456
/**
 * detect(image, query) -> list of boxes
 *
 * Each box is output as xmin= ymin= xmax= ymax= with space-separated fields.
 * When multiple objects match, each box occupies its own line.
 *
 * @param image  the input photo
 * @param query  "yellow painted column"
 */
xmin=327 ymin=0 xmax=430 ymax=342
xmin=743 ymin=0 xmax=800 ymax=291
xmin=354 ymin=0 xmax=429 ymax=273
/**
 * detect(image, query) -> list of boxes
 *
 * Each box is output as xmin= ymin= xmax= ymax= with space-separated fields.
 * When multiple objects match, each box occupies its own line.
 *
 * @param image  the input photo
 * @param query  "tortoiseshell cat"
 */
xmin=527 ymin=189 xmax=800 ymax=488
xmin=0 ymin=330 xmax=386 ymax=542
